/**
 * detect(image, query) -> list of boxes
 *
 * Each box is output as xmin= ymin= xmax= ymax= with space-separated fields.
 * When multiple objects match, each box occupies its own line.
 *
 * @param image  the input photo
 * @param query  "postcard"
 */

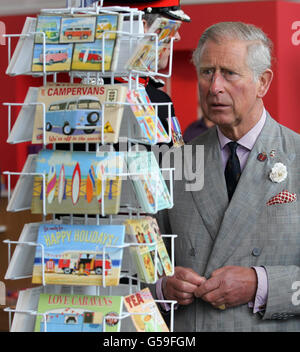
xmin=31 ymin=149 xmax=125 ymax=215
xmin=32 ymin=223 xmax=125 ymax=286
xmin=32 ymin=43 xmax=73 ymax=72
xmin=96 ymin=14 xmax=119 ymax=40
xmin=35 ymin=15 xmax=61 ymax=44
xmin=72 ymin=39 xmax=115 ymax=71
xmin=31 ymin=83 xmax=127 ymax=144
xmin=60 ymin=16 xmax=96 ymax=43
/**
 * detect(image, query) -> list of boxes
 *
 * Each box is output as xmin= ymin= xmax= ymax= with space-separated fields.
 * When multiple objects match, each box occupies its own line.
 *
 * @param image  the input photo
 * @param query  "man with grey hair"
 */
xmin=157 ymin=21 xmax=300 ymax=331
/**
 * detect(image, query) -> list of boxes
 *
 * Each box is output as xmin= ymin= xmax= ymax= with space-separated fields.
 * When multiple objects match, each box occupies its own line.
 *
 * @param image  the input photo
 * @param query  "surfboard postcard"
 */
xmin=31 ymin=149 xmax=125 ymax=215
xmin=34 ymin=293 xmax=123 ymax=332
xmin=31 ymin=83 xmax=127 ymax=144
xmin=32 ymin=223 xmax=125 ymax=286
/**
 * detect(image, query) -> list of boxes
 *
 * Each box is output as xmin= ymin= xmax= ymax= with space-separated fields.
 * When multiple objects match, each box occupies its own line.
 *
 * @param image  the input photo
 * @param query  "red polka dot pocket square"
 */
xmin=266 ymin=190 xmax=297 ymax=206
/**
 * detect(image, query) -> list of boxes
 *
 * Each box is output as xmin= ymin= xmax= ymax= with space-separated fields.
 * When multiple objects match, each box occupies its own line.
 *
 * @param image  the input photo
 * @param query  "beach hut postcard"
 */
xmin=71 ymin=39 xmax=115 ymax=71
xmin=31 ymin=43 xmax=73 ymax=72
xmin=35 ymin=15 xmax=62 ymax=44
xmin=60 ymin=16 xmax=96 ymax=43
xmin=31 ymin=150 xmax=124 ymax=215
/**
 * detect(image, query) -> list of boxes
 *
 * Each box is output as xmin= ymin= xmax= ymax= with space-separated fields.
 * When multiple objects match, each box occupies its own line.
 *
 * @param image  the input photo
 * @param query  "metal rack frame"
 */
xmin=4 ymin=7 xmax=175 ymax=83
xmin=4 ymin=97 xmax=173 ymax=148
xmin=2 ymin=1 xmax=179 ymax=333
xmin=3 ymin=165 xmax=175 ymax=215
xmin=3 ymin=232 xmax=177 ymax=285
xmin=4 ymin=296 xmax=177 ymax=332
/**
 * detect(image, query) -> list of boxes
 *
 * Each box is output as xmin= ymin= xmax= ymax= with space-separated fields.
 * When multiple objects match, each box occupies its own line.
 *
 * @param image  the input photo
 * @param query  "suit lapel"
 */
xmin=188 ymin=127 xmax=229 ymax=241
xmin=204 ymin=114 xmax=295 ymax=275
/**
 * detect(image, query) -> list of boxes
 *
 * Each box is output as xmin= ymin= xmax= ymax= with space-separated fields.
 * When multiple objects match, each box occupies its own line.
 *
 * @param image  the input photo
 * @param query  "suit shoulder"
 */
xmin=278 ymin=123 xmax=300 ymax=141
xmin=270 ymin=120 xmax=300 ymax=164
xmin=187 ymin=126 xmax=217 ymax=146
xmin=276 ymin=123 xmax=300 ymax=155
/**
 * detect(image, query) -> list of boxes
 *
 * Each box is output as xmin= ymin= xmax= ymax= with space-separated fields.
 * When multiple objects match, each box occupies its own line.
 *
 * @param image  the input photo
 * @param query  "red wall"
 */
xmin=0 ymin=14 xmax=41 ymax=182
xmin=277 ymin=0 xmax=300 ymax=133
xmin=1 ymin=1 xmax=300 ymax=184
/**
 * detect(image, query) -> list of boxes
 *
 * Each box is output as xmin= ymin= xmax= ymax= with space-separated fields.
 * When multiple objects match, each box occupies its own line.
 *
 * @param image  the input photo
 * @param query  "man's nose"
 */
xmin=209 ymin=72 xmax=225 ymax=95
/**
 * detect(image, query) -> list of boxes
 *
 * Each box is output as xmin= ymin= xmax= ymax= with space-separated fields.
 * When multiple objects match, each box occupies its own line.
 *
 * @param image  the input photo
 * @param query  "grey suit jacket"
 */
xmin=158 ymin=112 xmax=300 ymax=331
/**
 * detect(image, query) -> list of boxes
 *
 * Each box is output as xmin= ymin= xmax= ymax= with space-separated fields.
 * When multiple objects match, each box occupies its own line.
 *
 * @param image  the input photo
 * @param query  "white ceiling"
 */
xmin=0 ymin=0 xmax=299 ymax=16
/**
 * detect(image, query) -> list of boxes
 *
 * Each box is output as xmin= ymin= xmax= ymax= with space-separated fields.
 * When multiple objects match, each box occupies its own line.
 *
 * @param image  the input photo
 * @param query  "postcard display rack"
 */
xmin=3 ymin=1 xmax=178 ymax=333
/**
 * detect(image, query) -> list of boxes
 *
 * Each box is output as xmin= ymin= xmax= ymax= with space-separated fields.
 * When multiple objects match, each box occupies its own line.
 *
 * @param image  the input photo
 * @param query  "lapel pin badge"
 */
xmin=270 ymin=150 xmax=276 ymax=157
xmin=257 ymin=152 xmax=267 ymax=162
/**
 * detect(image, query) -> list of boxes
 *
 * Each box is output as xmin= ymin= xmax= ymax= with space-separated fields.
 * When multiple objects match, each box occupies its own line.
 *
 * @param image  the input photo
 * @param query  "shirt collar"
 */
xmin=217 ymin=108 xmax=266 ymax=151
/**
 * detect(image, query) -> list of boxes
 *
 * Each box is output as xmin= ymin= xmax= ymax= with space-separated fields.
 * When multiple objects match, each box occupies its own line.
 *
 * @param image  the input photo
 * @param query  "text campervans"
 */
xmin=44 ymin=86 xmax=105 ymax=97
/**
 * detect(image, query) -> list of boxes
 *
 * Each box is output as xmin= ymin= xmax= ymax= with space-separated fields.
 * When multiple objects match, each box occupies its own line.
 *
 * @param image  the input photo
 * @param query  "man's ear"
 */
xmin=257 ymin=69 xmax=273 ymax=98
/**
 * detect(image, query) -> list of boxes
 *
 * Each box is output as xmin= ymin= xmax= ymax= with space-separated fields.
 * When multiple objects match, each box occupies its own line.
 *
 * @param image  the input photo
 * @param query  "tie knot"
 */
xmin=227 ymin=141 xmax=238 ymax=154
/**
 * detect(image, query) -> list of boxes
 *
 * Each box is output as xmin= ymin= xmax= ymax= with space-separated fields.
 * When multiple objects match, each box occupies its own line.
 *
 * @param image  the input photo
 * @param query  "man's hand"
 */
xmin=194 ymin=266 xmax=258 ymax=309
xmin=162 ymin=266 xmax=206 ymax=306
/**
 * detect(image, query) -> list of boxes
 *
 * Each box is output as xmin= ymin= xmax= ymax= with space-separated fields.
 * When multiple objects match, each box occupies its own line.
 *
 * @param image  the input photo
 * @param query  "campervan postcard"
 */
xmin=31 ymin=43 xmax=73 ymax=72
xmin=95 ymin=14 xmax=119 ymax=40
xmin=32 ymin=223 xmax=125 ymax=286
xmin=35 ymin=15 xmax=61 ymax=44
xmin=32 ymin=83 xmax=127 ymax=144
xmin=72 ymin=39 xmax=115 ymax=71
xmin=60 ymin=16 xmax=96 ymax=43
xmin=34 ymin=293 xmax=123 ymax=332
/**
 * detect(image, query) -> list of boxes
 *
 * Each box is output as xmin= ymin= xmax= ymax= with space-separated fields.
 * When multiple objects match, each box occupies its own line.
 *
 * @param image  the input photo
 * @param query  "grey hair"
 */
xmin=192 ymin=22 xmax=273 ymax=81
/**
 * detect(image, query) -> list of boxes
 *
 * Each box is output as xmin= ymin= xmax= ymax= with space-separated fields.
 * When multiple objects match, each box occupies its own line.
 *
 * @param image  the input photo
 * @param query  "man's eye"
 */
xmin=223 ymin=70 xmax=238 ymax=80
xmin=200 ymin=69 xmax=213 ymax=76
